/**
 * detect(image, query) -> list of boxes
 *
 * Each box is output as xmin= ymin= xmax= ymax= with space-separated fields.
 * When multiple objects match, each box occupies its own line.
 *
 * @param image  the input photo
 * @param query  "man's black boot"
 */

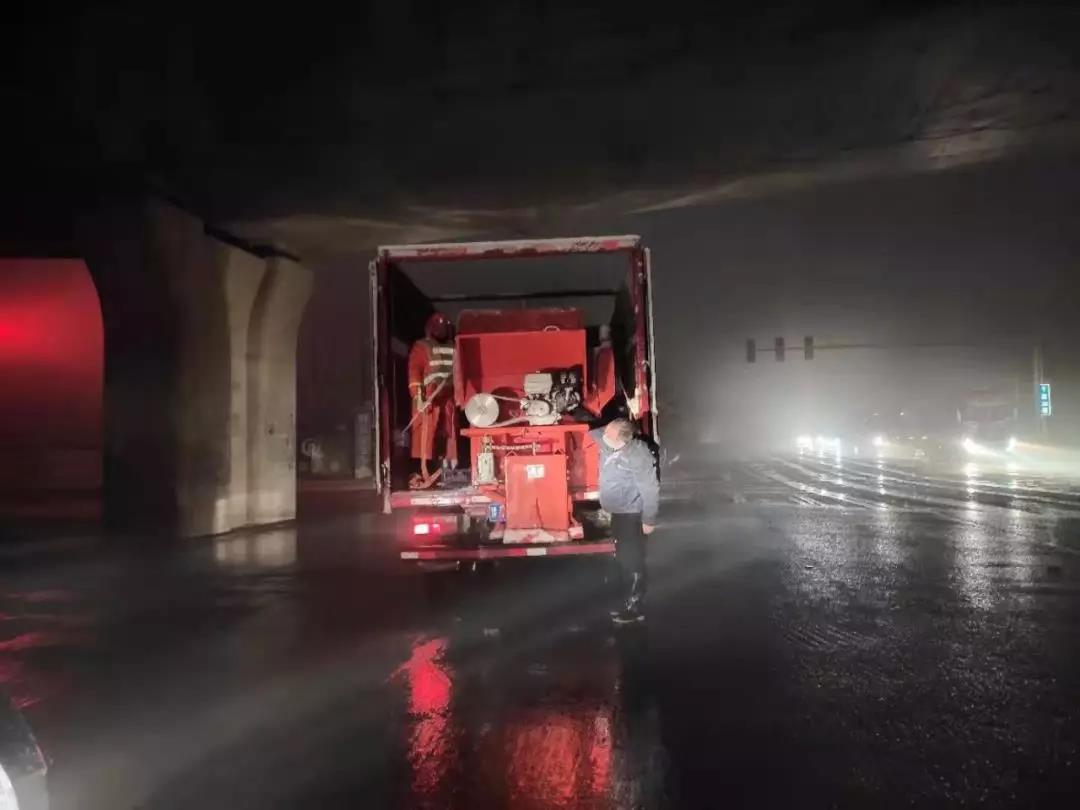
xmin=612 ymin=573 xmax=645 ymax=624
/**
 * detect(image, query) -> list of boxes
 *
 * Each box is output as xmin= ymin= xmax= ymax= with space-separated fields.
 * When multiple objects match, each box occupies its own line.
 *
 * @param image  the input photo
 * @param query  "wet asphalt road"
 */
xmin=2 ymin=458 xmax=1080 ymax=809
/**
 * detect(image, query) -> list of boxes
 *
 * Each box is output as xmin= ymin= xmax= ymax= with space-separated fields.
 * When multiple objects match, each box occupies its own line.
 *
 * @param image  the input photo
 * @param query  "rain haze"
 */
xmin=3 ymin=2 xmax=1080 ymax=808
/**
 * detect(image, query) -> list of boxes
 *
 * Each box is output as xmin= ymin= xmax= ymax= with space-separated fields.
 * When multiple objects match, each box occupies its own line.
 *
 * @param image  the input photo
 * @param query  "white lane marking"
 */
xmin=780 ymin=457 xmax=1080 ymax=531
xmin=800 ymin=456 xmax=1080 ymax=514
xmin=756 ymin=466 xmax=882 ymax=510
xmin=778 ymin=457 xmax=977 ymax=513
xmin=840 ymin=457 xmax=1080 ymax=501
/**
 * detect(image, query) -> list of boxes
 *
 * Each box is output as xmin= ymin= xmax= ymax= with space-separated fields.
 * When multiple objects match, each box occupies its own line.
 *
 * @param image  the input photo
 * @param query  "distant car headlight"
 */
xmin=872 ymin=435 xmax=885 ymax=447
xmin=813 ymin=436 xmax=841 ymax=451
xmin=1007 ymin=436 xmax=1018 ymax=452
xmin=962 ymin=437 xmax=978 ymax=454
xmin=796 ymin=435 xmax=813 ymax=450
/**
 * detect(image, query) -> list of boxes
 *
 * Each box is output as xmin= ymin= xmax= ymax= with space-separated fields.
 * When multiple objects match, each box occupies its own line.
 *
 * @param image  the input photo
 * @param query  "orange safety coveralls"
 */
xmin=407 ymin=338 xmax=458 ymax=463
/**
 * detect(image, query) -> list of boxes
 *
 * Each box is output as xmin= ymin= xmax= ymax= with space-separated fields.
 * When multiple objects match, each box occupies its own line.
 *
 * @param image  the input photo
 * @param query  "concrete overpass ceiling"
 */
xmin=7 ymin=1 xmax=1080 ymax=261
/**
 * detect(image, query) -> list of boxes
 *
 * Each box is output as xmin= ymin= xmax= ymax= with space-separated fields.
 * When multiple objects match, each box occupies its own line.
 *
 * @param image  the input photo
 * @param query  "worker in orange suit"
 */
xmin=408 ymin=312 xmax=458 ymax=488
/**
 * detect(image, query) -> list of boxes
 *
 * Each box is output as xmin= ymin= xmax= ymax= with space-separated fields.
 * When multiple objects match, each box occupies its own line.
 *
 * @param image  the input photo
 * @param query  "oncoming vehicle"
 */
xmin=959 ymin=391 xmax=1020 ymax=456
xmin=371 ymin=236 xmax=658 ymax=566
xmin=844 ymin=409 xmax=952 ymax=464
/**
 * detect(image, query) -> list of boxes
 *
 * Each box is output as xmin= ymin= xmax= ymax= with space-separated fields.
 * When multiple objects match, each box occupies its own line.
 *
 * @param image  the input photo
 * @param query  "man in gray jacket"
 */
xmin=591 ymin=418 xmax=660 ymax=624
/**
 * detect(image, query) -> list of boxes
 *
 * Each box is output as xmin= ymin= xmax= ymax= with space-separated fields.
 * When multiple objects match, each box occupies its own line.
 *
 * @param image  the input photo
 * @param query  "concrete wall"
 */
xmin=80 ymin=199 xmax=310 ymax=536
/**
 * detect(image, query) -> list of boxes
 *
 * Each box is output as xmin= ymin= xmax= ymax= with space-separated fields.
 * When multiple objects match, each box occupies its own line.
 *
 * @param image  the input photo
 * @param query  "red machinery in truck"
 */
xmin=370 ymin=235 xmax=657 ymax=564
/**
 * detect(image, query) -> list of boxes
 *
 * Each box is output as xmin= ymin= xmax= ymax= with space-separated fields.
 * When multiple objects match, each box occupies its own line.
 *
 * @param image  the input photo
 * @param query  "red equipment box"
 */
xmin=504 ymin=454 xmax=570 ymax=533
xmin=455 ymin=329 xmax=587 ymax=405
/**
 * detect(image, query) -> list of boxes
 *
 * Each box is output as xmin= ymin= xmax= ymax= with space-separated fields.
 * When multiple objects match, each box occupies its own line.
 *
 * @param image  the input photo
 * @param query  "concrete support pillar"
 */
xmin=82 ymin=201 xmax=180 ymax=531
xmin=81 ymin=198 xmax=309 ymax=536
xmin=168 ymin=204 xmax=270 ymax=535
xmin=222 ymin=251 xmax=268 ymax=531
xmin=247 ymin=258 xmax=313 ymax=525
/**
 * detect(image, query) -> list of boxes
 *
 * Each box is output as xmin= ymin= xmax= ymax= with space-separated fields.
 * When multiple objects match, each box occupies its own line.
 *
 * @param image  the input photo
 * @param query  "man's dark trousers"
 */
xmin=612 ymin=512 xmax=646 ymax=611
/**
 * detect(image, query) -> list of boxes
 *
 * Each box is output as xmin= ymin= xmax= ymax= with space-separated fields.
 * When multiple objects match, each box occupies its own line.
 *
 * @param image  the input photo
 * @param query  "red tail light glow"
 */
xmin=409 ymin=516 xmax=451 ymax=541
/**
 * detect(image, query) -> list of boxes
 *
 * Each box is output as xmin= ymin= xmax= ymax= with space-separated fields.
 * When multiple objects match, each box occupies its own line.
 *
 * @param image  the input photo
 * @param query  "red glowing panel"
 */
xmin=0 ymin=259 xmax=103 ymax=492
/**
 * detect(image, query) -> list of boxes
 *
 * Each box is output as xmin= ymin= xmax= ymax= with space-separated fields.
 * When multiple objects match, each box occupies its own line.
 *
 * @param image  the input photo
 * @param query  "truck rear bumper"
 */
xmin=390 ymin=488 xmax=599 ymax=509
xmin=400 ymin=541 xmax=614 ymax=561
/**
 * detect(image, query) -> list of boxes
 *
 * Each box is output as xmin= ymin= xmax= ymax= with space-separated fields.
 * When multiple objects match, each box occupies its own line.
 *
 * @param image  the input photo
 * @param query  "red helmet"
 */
xmin=425 ymin=312 xmax=452 ymax=341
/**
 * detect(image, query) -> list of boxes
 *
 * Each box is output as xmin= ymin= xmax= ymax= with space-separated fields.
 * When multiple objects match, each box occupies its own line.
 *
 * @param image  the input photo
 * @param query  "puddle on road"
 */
xmin=0 ymin=628 xmax=84 ymax=710
xmin=390 ymin=627 xmax=666 ymax=809
xmin=1047 ymin=516 xmax=1080 ymax=552
xmin=212 ymin=530 xmax=298 ymax=568
xmin=0 ymin=587 xmax=93 ymax=710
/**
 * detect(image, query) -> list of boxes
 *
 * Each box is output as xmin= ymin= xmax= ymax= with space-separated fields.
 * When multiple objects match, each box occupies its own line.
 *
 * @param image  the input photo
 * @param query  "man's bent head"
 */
xmin=603 ymin=418 xmax=634 ymax=450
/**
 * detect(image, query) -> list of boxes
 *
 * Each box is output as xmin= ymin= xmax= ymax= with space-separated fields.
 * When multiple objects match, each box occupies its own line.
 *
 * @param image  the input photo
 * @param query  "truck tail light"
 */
xmin=410 ymin=516 xmax=451 ymax=539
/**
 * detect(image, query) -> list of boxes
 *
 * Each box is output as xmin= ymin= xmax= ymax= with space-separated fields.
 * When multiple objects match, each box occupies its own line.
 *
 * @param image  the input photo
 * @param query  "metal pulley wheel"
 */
xmin=465 ymin=393 xmax=500 ymax=427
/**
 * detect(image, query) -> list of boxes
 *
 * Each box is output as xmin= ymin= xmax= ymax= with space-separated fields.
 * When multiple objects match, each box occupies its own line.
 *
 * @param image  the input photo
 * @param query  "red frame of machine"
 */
xmin=370 ymin=235 xmax=657 ymax=561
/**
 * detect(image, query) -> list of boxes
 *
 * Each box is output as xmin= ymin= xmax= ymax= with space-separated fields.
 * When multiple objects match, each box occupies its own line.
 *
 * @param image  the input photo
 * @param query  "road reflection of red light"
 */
xmin=0 ymin=631 xmax=66 ymax=653
xmin=504 ymin=709 xmax=613 ymax=807
xmin=406 ymin=638 xmax=451 ymax=715
xmin=0 ymin=655 xmax=66 ymax=710
xmin=395 ymin=636 xmax=615 ymax=806
xmin=398 ymin=637 xmax=452 ymax=794
xmin=17 ymin=590 xmax=75 ymax=604
xmin=589 ymin=714 xmax=612 ymax=795
xmin=0 ymin=658 xmax=28 ymax=705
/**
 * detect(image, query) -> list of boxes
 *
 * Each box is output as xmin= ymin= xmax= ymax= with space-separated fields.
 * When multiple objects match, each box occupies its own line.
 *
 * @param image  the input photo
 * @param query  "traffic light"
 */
xmin=746 ymin=339 xmax=756 ymax=363
xmin=804 ymin=336 xmax=814 ymax=360
xmin=775 ymin=336 xmax=785 ymax=361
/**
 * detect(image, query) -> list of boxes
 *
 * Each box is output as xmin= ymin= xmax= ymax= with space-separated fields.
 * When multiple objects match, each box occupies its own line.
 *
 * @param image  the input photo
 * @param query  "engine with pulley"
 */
xmin=521 ymin=370 xmax=582 ymax=424
xmin=465 ymin=369 xmax=583 ymax=428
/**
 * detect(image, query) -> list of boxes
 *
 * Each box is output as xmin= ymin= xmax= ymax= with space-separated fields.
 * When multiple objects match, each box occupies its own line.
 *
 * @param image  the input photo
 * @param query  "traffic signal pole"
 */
xmin=746 ymin=336 xmax=812 ymax=361
xmin=747 ymin=335 xmax=1052 ymax=433
xmin=1034 ymin=342 xmax=1048 ymax=437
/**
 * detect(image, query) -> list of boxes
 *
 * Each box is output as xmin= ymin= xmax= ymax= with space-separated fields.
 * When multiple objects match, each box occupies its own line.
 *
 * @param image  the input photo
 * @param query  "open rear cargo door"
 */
xmin=371 ymin=256 xmax=435 ymax=511
xmin=626 ymin=246 xmax=658 ymax=440
xmin=370 ymin=257 xmax=388 ymax=510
